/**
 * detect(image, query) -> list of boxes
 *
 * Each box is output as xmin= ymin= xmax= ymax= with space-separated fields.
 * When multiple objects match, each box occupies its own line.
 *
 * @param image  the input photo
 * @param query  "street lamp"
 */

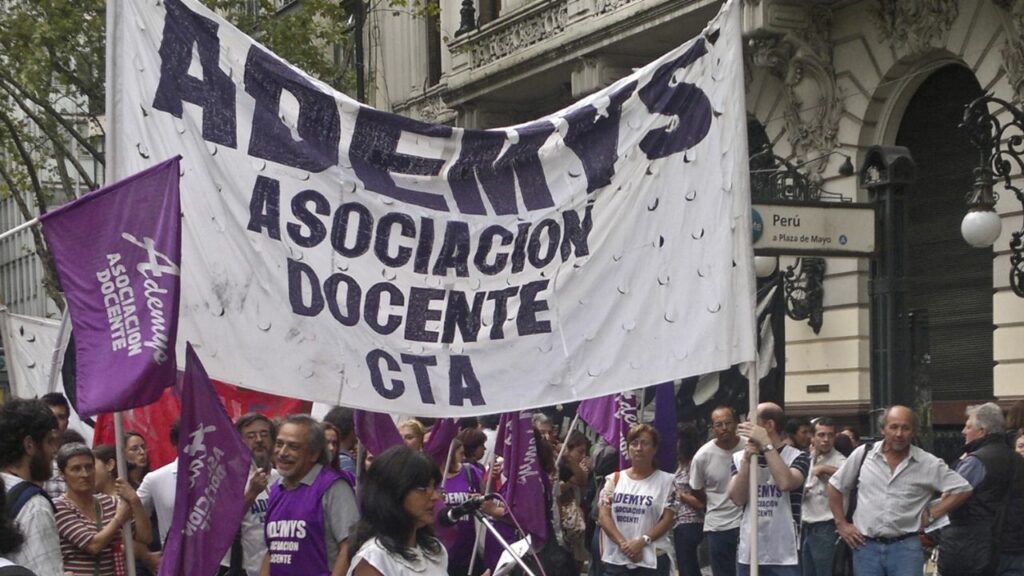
xmin=960 ymin=94 xmax=1024 ymax=296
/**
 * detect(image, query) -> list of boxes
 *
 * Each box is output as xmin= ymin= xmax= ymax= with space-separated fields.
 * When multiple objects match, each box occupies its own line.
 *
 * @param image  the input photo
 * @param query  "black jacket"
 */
xmin=940 ymin=434 xmax=1024 ymax=576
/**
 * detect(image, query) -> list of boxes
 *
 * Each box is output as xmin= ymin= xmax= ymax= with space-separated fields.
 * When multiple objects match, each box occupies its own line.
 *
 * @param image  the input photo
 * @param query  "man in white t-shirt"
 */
xmin=137 ymin=422 xmax=180 ymax=573
xmin=689 ymin=406 xmax=744 ymax=576
xmin=728 ymin=403 xmax=810 ymax=576
xmin=801 ymin=417 xmax=846 ymax=576
xmin=219 ymin=413 xmax=281 ymax=576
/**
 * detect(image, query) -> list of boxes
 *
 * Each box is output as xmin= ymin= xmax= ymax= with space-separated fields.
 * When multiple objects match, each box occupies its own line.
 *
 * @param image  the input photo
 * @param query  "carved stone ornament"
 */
xmin=747 ymin=5 xmax=842 ymax=166
xmin=594 ymin=0 xmax=641 ymax=17
xmin=469 ymin=2 xmax=569 ymax=68
xmin=997 ymin=0 xmax=1024 ymax=104
xmin=395 ymin=92 xmax=458 ymax=124
xmin=870 ymin=0 xmax=959 ymax=55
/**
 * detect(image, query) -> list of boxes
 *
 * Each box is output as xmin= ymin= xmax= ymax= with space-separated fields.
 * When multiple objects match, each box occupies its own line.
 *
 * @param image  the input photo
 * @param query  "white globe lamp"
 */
xmin=754 ymin=256 xmax=778 ymax=278
xmin=961 ymin=209 xmax=1002 ymax=248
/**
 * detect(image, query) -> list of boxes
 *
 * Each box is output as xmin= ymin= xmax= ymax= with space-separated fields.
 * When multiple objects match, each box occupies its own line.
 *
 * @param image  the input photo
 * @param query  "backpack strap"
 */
xmin=845 ymin=442 xmax=873 ymax=523
xmin=4 ymin=480 xmax=54 ymax=519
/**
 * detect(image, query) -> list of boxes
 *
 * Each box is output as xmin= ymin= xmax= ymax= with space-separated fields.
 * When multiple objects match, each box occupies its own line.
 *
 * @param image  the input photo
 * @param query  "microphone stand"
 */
xmin=470 ymin=509 xmax=538 ymax=576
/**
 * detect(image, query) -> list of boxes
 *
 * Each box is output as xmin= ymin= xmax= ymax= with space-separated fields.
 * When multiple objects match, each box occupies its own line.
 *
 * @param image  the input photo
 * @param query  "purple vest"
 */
xmin=265 ymin=466 xmax=349 ymax=576
xmin=435 ymin=465 xmax=482 ymax=568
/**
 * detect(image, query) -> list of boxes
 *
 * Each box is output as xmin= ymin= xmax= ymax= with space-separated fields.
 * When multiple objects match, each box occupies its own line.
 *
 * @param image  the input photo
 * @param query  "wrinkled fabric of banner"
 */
xmin=109 ymin=0 xmax=755 ymax=416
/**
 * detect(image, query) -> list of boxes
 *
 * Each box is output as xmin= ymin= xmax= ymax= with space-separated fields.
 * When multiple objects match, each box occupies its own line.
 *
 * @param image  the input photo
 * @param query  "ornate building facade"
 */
xmin=362 ymin=0 xmax=1024 ymax=440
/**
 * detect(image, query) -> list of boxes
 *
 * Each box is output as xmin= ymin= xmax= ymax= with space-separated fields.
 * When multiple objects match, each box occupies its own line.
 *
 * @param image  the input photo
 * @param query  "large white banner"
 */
xmin=108 ymin=0 xmax=755 ymax=416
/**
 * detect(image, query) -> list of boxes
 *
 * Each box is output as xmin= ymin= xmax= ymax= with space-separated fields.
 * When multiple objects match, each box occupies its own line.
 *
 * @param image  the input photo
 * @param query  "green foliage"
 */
xmin=206 ymin=0 xmax=357 ymax=92
xmin=0 ymin=0 xmax=356 ymax=309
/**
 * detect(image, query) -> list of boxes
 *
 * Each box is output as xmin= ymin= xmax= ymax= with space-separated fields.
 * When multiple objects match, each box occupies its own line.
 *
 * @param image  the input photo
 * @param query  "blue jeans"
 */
xmin=852 ymin=537 xmax=923 ymax=576
xmin=801 ymin=521 xmax=837 ymax=576
xmin=998 ymin=552 xmax=1024 ymax=576
xmin=673 ymin=523 xmax=704 ymax=576
xmin=737 ymin=564 xmax=800 ymax=576
xmin=707 ymin=528 xmax=739 ymax=576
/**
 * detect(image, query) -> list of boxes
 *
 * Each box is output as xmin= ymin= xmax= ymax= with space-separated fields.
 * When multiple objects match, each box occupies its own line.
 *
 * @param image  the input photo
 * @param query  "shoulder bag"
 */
xmin=832 ymin=442 xmax=872 ymax=576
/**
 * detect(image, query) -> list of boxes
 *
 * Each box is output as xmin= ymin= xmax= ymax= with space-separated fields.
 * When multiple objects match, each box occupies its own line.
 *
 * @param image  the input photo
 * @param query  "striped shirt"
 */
xmin=2 ymin=472 xmax=64 ymax=576
xmin=669 ymin=465 xmax=703 ymax=525
xmin=54 ymin=494 xmax=122 ymax=576
xmin=829 ymin=443 xmax=971 ymax=538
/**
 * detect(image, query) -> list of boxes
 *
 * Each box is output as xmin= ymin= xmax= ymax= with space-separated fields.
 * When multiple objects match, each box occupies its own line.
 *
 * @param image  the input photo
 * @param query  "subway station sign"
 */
xmin=752 ymin=202 xmax=876 ymax=257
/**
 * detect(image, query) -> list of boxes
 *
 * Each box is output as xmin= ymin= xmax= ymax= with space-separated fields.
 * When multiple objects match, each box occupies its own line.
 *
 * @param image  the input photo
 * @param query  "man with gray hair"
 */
xmin=939 ymin=402 xmax=1024 ymax=576
xmin=829 ymin=405 xmax=971 ymax=576
xmin=261 ymin=415 xmax=358 ymax=576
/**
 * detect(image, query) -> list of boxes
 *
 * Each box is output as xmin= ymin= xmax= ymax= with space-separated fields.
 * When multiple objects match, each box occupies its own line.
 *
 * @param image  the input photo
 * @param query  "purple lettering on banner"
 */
xmin=432 ymin=221 xmax=472 ymax=277
xmin=159 ymin=344 xmax=251 ymax=576
xmin=152 ymin=0 xmax=237 ymax=148
xmin=287 ymin=189 xmax=330 ymax=247
xmin=374 ymin=213 xmax=416 ymax=267
xmin=563 ymin=81 xmax=637 ymax=193
xmin=367 ymin=349 xmax=404 ymax=399
xmin=449 ymin=122 xmax=556 ymax=215
xmin=350 ymin=108 xmax=451 ymax=211
xmin=638 ymin=39 xmax=712 ymax=160
xmin=474 ymin=225 xmax=514 ymax=275
xmin=40 ymin=157 xmax=182 ymax=417
xmin=287 ymin=258 xmax=324 ymax=316
xmin=244 ymin=45 xmax=340 ymax=172
xmin=364 ymin=282 xmax=403 ymax=335
xmin=331 ymin=203 xmax=373 ymax=257
xmin=247 ymin=176 xmax=281 ymax=240
xmin=449 ymin=356 xmax=485 ymax=406
xmin=400 ymin=354 xmax=438 ymax=404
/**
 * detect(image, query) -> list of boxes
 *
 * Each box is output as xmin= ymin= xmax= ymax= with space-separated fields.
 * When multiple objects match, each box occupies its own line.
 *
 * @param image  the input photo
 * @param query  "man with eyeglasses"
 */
xmin=261 ymin=414 xmax=358 ymax=576
xmin=219 ymin=413 xmax=279 ymax=576
xmin=689 ymin=406 xmax=745 ymax=576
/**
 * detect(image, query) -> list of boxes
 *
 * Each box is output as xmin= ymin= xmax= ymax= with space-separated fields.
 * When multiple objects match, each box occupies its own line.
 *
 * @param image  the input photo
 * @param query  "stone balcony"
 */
xmin=441 ymin=0 xmax=721 ymax=120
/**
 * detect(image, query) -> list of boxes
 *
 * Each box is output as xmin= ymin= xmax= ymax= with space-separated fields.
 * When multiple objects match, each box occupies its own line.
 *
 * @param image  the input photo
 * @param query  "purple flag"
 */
xmin=353 ymin=409 xmax=403 ymax=458
xmin=40 ymin=157 xmax=181 ymax=416
xmin=653 ymin=382 xmax=677 ymax=472
xmin=578 ymin=392 xmax=638 ymax=469
xmin=424 ymin=417 xmax=458 ymax=468
xmin=354 ymin=410 xmax=457 ymax=469
xmin=499 ymin=411 xmax=548 ymax=545
xmin=159 ymin=344 xmax=251 ymax=576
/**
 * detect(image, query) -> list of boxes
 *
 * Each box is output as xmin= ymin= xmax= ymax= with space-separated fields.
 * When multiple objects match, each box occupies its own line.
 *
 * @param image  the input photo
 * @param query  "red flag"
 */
xmin=94 ymin=378 xmax=309 ymax=469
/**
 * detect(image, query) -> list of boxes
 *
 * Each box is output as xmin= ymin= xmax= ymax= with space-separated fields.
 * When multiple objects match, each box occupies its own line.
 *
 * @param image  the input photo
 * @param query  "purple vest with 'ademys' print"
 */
xmin=265 ymin=466 xmax=348 ymax=576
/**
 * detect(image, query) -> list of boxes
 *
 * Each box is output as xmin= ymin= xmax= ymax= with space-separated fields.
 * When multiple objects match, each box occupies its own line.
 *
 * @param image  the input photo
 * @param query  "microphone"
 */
xmin=437 ymin=496 xmax=488 ymax=527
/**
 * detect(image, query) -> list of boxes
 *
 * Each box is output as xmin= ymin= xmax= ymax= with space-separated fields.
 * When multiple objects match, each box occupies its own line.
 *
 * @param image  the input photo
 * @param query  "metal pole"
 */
xmin=113 ymin=412 xmax=136 ymax=575
xmin=745 ymin=361 xmax=759 ymax=576
xmin=107 ymin=0 xmax=134 ymax=569
xmin=554 ymin=413 xmax=579 ymax=468
xmin=0 ymin=218 xmax=40 ymax=243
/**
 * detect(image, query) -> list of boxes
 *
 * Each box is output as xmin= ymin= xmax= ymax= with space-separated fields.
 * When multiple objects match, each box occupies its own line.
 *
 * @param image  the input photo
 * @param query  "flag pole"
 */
xmin=0 ymin=218 xmax=40 ymax=243
xmin=46 ymin=308 xmax=72 ymax=394
xmin=106 ymin=0 xmax=136 ymax=572
xmin=554 ymin=413 xmax=580 ymax=468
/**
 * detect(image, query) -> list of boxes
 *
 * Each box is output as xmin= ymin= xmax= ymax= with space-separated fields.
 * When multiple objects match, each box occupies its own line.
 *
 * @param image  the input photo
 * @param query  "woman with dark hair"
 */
xmin=457 ymin=429 xmax=488 ymax=475
xmin=92 ymin=445 xmax=117 ymax=497
xmin=347 ymin=446 xmax=449 ymax=576
xmin=597 ymin=424 xmax=676 ymax=575
xmin=0 ymin=484 xmax=35 ymax=575
xmin=558 ymin=431 xmax=592 ymax=568
xmin=323 ymin=422 xmax=342 ymax=471
xmin=670 ymin=424 xmax=705 ymax=576
xmin=54 ymin=443 xmax=152 ymax=576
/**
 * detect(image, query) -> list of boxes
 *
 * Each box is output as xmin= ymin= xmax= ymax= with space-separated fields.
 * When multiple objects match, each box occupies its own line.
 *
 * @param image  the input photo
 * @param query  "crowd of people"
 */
xmin=2 ymin=393 xmax=1024 ymax=576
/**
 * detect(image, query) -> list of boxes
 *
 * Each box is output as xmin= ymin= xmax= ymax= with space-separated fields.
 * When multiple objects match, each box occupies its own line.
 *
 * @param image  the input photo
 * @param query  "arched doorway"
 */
xmin=892 ymin=64 xmax=992 ymax=446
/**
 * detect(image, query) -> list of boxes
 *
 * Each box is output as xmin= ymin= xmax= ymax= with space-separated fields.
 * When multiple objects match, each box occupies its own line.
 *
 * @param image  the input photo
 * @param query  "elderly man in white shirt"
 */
xmin=828 ymin=405 xmax=972 ymax=576
xmin=801 ymin=417 xmax=846 ymax=576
